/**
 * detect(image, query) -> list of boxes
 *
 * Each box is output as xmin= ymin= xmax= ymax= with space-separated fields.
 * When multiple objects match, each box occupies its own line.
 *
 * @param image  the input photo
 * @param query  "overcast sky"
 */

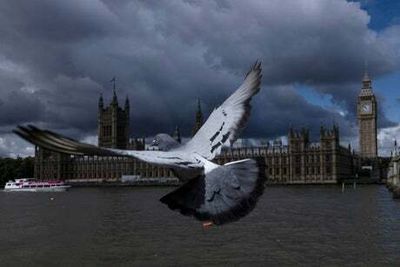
xmin=0 ymin=0 xmax=399 ymax=157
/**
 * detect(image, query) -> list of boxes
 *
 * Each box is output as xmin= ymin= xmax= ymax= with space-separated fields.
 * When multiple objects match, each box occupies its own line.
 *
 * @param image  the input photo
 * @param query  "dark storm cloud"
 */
xmin=0 ymin=89 xmax=45 ymax=129
xmin=0 ymin=1 xmax=115 ymax=42
xmin=313 ymin=82 xmax=396 ymax=129
xmin=245 ymin=85 xmax=353 ymax=140
xmin=0 ymin=0 xmax=399 ymax=156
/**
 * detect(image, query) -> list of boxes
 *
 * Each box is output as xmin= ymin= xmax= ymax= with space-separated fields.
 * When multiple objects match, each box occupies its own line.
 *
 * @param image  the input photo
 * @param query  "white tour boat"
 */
xmin=4 ymin=178 xmax=71 ymax=192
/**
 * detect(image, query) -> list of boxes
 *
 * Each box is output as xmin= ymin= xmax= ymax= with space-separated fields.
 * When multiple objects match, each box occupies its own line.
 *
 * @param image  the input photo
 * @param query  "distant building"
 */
xmin=35 ymin=74 xmax=383 ymax=184
xmin=97 ymin=89 xmax=129 ymax=149
xmin=215 ymin=126 xmax=356 ymax=184
xmin=34 ymin=89 xmax=173 ymax=182
xmin=357 ymin=71 xmax=378 ymax=158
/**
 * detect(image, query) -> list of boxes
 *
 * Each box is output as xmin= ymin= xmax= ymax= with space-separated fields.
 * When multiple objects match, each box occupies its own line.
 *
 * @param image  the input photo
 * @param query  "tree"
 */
xmin=0 ymin=157 xmax=34 ymax=186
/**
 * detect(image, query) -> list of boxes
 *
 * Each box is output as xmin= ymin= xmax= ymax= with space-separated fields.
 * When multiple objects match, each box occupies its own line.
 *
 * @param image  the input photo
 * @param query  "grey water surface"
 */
xmin=1 ymin=185 xmax=399 ymax=266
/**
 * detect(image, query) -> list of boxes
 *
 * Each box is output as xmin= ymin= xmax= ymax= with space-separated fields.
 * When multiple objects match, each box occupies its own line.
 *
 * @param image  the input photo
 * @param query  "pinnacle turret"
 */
xmin=363 ymin=72 xmax=369 ymax=81
xmin=360 ymin=70 xmax=373 ymax=96
xmin=110 ymin=76 xmax=118 ymax=105
xmin=111 ymin=88 xmax=118 ymax=105
xmin=172 ymin=126 xmax=181 ymax=143
xmin=192 ymin=98 xmax=204 ymax=136
xmin=125 ymin=95 xmax=130 ymax=110
xmin=98 ymin=93 xmax=104 ymax=109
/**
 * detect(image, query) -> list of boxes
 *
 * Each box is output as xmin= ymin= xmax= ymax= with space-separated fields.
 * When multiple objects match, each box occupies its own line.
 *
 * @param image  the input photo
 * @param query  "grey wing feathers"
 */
xmin=13 ymin=125 xmax=200 ymax=169
xmin=183 ymin=61 xmax=262 ymax=160
xmin=14 ymin=125 xmax=116 ymax=156
xmin=160 ymin=158 xmax=266 ymax=225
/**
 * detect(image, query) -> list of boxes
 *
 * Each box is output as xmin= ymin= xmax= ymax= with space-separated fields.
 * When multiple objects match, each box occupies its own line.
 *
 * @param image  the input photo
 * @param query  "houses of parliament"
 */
xmin=34 ymin=73 xmax=380 ymax=184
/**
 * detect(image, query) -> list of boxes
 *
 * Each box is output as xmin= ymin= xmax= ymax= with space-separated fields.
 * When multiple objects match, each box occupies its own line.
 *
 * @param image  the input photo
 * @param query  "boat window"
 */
xmin=23 ymin=185 xmax=29 ymax=188
xmin=15 ymin=183 xmax=20 ymax=186
xmin=45 ymin=185 xmax=50 ymax=187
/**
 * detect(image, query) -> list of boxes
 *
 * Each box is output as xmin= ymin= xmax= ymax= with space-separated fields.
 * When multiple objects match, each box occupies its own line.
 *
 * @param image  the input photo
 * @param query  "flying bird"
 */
xmin=14 ymin=61 xmax=264 ymax=226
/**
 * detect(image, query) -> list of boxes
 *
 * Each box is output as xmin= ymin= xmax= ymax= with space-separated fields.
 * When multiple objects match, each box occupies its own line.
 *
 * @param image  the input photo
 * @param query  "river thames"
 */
xmin=1 ymin=185 xmax=399 ymax=266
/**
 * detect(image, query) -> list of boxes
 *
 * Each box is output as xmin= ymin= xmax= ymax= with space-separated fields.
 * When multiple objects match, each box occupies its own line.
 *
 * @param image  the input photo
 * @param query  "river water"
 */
xmin=0 ymin=185 xmax=399 ymax=266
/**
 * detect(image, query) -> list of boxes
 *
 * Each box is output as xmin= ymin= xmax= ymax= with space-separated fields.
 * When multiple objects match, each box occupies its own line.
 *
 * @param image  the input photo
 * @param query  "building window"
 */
xmin=326 ymin=166 xmax=331 ymax=174
xmin=325 ymin=154 xmax=331 ymax=162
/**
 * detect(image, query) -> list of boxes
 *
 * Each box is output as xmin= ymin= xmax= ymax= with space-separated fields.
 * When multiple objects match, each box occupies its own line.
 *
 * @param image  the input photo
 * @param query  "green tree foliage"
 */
xmin=0 ymin=157 xmax=34 ymax=186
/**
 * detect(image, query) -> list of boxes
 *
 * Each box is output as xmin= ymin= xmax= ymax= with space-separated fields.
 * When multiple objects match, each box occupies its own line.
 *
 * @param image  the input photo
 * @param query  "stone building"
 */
xmin=357 ymin=71 xmax=378 ymax=158
xmin=97 ymin=89 xmax=129 ymax=149
xmin=34 ymin=90 xmax=175 ymax=182
xmin=34 ymin=75 xmax=378 ymax=184
xmin=215 ymin=126 xmax=356 ymax=184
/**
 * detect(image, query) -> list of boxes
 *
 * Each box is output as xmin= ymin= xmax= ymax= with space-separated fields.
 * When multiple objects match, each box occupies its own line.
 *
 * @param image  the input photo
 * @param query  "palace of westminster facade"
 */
xmin=34 ymin=73 xmax=379 ymax=184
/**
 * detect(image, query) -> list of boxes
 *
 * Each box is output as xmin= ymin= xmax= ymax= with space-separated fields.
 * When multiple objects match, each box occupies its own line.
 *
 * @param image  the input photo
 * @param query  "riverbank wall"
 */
xmin=65 ymin=177 xmax=180 ymax=187
xmin=65 ymin=177 xmax=383 ymax=188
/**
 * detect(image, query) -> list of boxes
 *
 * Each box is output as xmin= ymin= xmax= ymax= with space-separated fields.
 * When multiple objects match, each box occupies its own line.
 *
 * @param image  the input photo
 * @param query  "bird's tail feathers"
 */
xmin=160 ymin=158 xmax=266 ymax=225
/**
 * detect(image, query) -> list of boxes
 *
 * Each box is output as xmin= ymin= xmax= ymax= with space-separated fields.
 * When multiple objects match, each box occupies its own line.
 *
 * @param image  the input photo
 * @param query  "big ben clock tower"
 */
xmin=357 ymin=72 xmax=378 ymax=158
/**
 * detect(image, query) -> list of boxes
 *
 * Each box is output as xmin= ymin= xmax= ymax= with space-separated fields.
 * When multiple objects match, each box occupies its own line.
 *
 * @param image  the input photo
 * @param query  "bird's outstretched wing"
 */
xmin=13 ymin=125 xmax=201 ymax=169
xmin=182 ymin=61 xmax=262 ymax=160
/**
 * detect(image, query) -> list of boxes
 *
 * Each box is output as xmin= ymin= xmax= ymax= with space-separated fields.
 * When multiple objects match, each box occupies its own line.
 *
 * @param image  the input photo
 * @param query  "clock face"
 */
xmin=360 ymin=102 xmax=372 ymax=114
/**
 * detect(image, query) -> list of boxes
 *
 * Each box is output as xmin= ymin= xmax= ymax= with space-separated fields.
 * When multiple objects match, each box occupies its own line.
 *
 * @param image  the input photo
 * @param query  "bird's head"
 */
xmin=151 ymin=133 xmax=180 ymax=151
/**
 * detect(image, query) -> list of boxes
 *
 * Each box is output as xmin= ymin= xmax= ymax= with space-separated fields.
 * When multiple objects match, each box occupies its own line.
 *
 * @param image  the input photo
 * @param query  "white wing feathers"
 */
xmin=182 ymin=61 xmax=262 ymax=160
xmin=13 ymin=125 xmax=201 ymax=169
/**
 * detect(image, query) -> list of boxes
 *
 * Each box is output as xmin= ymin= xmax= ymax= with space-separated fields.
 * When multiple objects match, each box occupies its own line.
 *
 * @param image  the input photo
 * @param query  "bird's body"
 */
xmin=14 ymin=61 xmax=264 ymax=225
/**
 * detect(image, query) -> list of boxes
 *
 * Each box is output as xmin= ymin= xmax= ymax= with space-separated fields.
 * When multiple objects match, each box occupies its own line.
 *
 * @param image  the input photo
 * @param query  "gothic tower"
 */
xmin=192 ymin=98 xmax=204 ymax=137
xmin=172 ymin=126 xmax=181 ymax=143
xmin=98 ymin=83 xmax=130 ymax=149
xmin=357 ymin=71 xmax=378 ymax=158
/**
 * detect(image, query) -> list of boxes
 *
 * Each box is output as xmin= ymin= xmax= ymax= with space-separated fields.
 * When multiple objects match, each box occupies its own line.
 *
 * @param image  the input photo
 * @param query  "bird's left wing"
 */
xmin=181 ymin=61 xmax=262 ymax=160
xmin=13 ymin=125 xmax=201 ymax=169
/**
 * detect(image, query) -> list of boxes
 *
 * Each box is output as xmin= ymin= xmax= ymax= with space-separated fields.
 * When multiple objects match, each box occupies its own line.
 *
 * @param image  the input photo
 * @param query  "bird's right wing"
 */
xmin=13 ymin=125 xmax=201 ymax=169
xmin=182 ymin=61 xmax=262 ymax=160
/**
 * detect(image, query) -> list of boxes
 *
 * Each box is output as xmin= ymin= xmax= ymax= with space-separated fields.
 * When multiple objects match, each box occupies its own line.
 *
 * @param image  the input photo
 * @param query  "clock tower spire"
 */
xmin=357 ymin=70 xmax=378 ymax=158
